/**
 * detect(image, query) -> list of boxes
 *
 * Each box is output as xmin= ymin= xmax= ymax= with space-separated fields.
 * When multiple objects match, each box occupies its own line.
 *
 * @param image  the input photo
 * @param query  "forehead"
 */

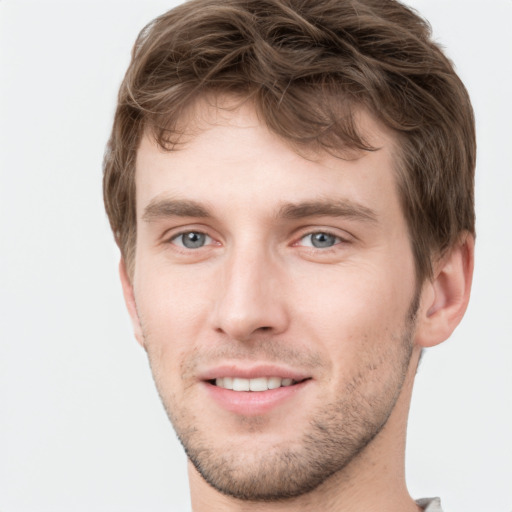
xmin=134 ymin=99 xmax=402 ymax=223
xmin=148 ymin=94 xmax=396 ymax=158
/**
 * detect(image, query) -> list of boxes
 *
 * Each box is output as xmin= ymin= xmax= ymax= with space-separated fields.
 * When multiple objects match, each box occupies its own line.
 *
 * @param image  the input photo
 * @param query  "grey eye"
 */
xmin=308 ymin=232 xmax=339 ymax=248
xmin=173 ymin=231 xmax=210 ymax=249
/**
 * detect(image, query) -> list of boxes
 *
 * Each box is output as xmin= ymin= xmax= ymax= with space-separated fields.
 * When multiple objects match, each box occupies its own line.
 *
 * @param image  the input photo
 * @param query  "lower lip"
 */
xmin=203 ymin=380 xmax=311 ymax=416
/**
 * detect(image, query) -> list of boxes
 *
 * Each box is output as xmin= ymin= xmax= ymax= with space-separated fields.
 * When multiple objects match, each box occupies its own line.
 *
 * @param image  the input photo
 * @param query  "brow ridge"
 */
xmin=278 ymin=200 xmax=377 ymax=222
xmin=142 ymin=198 xmax=211 ymax=222
xmin=141 ymin=197 xmax=378 ymax=224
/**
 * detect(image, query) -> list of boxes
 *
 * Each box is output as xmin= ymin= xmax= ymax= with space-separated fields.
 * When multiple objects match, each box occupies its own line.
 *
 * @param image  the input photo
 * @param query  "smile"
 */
xmin=213 ymin=376 xmax=301 ymax=391
xmin=205 ymin=375 xmax=312 ymax=415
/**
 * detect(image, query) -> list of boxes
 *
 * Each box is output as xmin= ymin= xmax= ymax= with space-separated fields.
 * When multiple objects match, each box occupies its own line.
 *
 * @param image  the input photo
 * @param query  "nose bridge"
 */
xmin=213 ymin=238 xmax=288 ymax=341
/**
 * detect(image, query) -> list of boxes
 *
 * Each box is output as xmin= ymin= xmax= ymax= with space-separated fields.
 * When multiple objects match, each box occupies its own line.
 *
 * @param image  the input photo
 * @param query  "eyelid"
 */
xmin=292 ymin=226 xmax=354 ymax=246
xmin=298 ymin=234 xmax=340 ymax=250
xmin=160 ymin=223 xmax=215 ymax=241
xmin=159 ymin=224 xmax=353 ymax=251
xmin=170 ymin=231 xmax=213 ymax=248
xmin=161 ymin=224 xmax=222 ymax=249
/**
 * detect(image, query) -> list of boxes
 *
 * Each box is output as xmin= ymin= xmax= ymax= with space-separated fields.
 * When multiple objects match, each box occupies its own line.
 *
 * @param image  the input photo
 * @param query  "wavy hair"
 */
xmin=103 ymin=0 xmax=475 ymax=281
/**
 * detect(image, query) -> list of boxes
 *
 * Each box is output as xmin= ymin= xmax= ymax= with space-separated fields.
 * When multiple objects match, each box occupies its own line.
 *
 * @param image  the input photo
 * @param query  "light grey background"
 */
xmin=1 ymin=1 xmax=511 ymax=511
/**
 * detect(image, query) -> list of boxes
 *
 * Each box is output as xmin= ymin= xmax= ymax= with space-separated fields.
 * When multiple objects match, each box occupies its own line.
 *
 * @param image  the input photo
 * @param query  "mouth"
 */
xmin=208 ymin=376 xmax=310 ymax=392
xmin=200 ymin=365 xmax=313 ymax=415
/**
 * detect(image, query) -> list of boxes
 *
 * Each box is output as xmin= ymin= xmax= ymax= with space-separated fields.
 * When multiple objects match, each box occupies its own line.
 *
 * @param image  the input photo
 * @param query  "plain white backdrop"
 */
xmin=1 ymin=1 xmax=511 ymax=511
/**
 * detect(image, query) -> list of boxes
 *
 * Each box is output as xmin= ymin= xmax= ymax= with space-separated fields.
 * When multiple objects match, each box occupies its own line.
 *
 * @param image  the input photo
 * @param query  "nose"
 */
xmin=212 ymin=245 xmax=290 ymax=342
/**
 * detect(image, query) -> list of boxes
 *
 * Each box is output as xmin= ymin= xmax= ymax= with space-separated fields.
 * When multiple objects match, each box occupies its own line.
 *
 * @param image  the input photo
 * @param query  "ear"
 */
xmin=415 ymin=233 xmax=475 ymax=348
xmin=119 ymin=258 xmax=145 ymax=349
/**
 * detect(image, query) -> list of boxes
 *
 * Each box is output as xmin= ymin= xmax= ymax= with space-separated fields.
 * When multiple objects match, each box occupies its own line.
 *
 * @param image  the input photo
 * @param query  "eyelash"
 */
xmin=295 ymin=231 xmax=345 ymax=250
xmin=166 ymin=229 xmax=349 ymax=252
xmin=169 ymin=231 xmax=215 ymax=249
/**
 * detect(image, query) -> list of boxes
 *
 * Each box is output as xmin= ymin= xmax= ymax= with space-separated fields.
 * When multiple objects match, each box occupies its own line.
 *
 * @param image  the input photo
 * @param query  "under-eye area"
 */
xmin=208 ymin=377 xmax=312 ymax=392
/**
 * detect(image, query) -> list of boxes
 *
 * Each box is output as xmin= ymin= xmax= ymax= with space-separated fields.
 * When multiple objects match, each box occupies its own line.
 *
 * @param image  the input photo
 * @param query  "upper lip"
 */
xmin=198 ymin=363 xmax=312 ymax=382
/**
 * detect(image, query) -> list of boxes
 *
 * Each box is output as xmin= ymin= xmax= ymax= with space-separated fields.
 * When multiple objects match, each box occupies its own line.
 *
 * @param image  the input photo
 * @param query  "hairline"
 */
xmin=125 ymin=99 xmax=426 ymax=284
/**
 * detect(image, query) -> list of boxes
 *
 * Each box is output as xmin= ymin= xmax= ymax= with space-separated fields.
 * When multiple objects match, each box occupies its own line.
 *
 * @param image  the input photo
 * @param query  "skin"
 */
xmin=120 ymin=99 xmax=474 ymax=512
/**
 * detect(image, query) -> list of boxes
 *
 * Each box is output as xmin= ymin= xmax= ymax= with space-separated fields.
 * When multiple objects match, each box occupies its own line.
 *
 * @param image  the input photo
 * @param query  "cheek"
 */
xmin=293 ymin=269 xmax=415 ymax=404
xmin=291 ymin=259 xmax=415 ymax=356
xmin=134 ymin=265 xmax=213 ymax=367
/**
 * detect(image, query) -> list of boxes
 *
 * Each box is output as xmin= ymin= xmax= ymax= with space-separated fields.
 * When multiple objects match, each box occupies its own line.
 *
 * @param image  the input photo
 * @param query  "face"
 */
xmin=128 ymin=101 xmax=419 ymax=501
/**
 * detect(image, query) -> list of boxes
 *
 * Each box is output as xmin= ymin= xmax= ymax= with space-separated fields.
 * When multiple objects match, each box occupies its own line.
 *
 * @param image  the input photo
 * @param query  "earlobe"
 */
xmin=119 ymin=258 xmax=145 ymax=349
xmin=415 ymin=233 xmax=475 ymax=348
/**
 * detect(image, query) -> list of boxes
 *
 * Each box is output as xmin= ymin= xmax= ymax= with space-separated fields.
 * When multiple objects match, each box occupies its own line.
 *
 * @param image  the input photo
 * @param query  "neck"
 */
xmin=189 ymin=350 xmax=423 ymax=512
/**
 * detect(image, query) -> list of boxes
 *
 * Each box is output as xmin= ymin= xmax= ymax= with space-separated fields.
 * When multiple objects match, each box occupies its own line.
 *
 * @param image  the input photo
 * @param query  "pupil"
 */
xmin=312 ymin=232 xmax=336 ymax=248
xmin=183 ymin=232 xmax=205 ymax=248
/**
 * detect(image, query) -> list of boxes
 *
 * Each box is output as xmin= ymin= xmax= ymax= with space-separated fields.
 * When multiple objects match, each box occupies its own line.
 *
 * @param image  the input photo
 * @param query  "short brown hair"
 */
xmin=103 ymin=0 xmax=475 ymax=281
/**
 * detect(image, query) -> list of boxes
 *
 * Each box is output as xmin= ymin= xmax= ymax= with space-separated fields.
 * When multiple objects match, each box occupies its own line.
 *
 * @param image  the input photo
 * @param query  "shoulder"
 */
xmin=416 ymin=497 xmax=444 ymax=512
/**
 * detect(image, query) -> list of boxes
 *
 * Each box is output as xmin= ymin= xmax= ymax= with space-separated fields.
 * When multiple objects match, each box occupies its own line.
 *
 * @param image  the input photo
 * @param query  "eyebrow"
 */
xmin=141 ymin=197 xmax=378 ymax=224
xmin=278 ymin=200 xmax=378 ymax=223
xmin=142 ymin=198 xmax=211 ymax=222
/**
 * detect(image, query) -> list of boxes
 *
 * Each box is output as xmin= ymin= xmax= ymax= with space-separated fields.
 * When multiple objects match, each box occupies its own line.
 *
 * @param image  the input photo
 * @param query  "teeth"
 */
xmin=214 ymin=376 xmax=298 ymax=391
xmin=267 ymin=377 xmax=281 ymax=390
xmin=249 ymin=377 xmax=268 ymax=391
xmin=233 ymin=378 xmax=250 ymax=391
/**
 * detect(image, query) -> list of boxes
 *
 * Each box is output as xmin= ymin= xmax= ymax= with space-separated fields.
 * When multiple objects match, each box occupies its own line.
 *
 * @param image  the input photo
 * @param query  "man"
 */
xmin=103 ymin=0 xmax=475 ymax=510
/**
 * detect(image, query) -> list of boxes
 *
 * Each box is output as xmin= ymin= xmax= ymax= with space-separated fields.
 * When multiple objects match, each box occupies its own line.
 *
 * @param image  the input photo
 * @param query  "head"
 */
xmin=103 ymin=0 xmax=475 ymax=504
xmin=103 ymin=0 xmax=475 ymax=284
